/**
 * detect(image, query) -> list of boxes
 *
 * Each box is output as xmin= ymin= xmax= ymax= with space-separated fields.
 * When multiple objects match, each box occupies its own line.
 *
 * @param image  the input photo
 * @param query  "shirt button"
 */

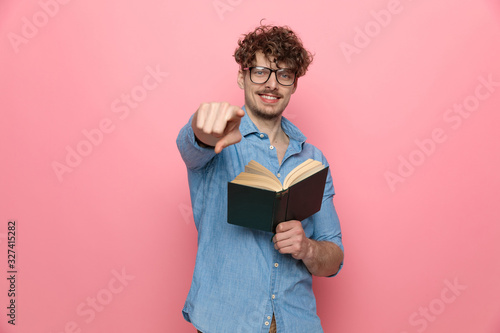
xmin=274 ymin=263 xmax=279 ymax=268
xmin=277 ymin=173 xmax=281 ymax=178
xmin=260 ymin=134 xmax=264 ymax=138
xmin=265 ymin=321 xmax=270 ymax=326
xmin=267 ymin=316 xmax=271 ymax=320
xmin=269 ymin=145 xmax=274 ymax=150
xmin=272 ymin=294 xmax=276 ymax=299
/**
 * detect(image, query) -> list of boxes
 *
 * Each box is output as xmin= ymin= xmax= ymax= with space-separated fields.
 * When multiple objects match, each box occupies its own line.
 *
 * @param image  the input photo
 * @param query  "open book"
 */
xmin=227 ymin=159 xmax=329 ymax=233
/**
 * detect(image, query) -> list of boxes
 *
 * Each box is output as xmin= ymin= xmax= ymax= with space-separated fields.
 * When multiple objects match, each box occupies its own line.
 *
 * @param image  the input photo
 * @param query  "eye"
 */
xmin=253 ymin=68 xmax=268 ymax=76
xmin=279 ymin=70 xmax=293 ymax=80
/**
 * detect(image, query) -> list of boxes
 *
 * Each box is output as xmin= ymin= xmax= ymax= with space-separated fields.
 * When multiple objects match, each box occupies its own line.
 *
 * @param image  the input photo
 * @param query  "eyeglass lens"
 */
xmin=250 ymin=67 xmax=295 ymax=86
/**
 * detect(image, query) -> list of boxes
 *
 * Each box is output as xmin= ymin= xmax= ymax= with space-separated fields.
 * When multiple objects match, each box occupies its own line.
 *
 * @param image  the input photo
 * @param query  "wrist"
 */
xmin=303 ymin=239 xmax=315 ymax=263
xmin=195 ymin=135 xmax=214 ymax=149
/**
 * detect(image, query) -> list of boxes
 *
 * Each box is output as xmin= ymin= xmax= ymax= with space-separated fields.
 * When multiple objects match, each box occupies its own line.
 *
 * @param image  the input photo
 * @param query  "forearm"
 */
xmin=273 ymin=220 xmax=344 ymax=277
xmin=302 ymin=240 xmax=344 ymax=277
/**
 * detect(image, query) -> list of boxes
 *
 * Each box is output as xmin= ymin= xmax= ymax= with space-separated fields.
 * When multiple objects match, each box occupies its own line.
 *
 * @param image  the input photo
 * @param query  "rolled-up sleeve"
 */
xmin=311 ymin=165 xmax=344 ymax=276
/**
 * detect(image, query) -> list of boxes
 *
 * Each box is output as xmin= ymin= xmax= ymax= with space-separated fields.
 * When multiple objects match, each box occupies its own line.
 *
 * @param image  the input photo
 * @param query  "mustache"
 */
xmin=257 ymin=90 xmax=283 ymax=98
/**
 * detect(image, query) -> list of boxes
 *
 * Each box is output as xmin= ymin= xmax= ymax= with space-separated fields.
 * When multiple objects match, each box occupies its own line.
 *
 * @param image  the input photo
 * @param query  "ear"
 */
xmin=237 ymin=70 xmax=245 ymax=89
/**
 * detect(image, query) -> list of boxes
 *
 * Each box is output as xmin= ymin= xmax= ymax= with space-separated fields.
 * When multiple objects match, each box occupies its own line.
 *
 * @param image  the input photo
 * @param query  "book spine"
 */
xmin=272 ymin=189 xmax=289 ymax=232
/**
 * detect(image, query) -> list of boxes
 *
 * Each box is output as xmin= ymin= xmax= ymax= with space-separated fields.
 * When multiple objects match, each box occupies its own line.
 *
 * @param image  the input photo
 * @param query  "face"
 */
xmin=237 ymin=51 xmax=297 ymax=121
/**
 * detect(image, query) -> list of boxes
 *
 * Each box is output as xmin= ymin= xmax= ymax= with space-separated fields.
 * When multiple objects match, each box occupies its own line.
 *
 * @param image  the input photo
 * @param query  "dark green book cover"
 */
xmin=227 ymin=166 xmax=329 ymax=233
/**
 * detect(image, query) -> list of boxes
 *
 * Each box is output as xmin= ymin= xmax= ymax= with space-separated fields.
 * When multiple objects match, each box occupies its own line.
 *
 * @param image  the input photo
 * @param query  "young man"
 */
xmin=176 ymin=24 xmax=344 ymax=333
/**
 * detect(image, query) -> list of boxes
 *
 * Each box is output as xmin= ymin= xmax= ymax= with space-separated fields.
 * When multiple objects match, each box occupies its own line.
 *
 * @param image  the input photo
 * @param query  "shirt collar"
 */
xmin=240 ymin=105 xmax=307 ymax=144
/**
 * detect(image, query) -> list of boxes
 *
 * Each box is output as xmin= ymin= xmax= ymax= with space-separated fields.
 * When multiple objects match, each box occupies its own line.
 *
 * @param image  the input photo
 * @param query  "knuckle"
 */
xmin=218 ymin=102 xmax=229 ymax=112
xmin=199 ymin=102 xmax=209 ymax=111
xmin=209 ymin=102 xmax=219 ymax=114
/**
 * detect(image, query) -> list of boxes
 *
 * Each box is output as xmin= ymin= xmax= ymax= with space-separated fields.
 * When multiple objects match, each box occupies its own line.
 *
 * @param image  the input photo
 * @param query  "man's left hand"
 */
xmin=273 ymin=220 xmax=312 ymax=261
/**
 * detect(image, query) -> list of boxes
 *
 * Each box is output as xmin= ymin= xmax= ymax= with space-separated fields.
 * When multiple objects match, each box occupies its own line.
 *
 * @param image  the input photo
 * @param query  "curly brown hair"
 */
xmin=233 ymin=24 xmax=313 ymax=78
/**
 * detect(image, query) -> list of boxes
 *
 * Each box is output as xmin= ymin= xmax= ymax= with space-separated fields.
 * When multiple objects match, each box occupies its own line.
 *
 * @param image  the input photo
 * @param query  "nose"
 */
xmin=265 ymin=72 xmax=279 ymax=90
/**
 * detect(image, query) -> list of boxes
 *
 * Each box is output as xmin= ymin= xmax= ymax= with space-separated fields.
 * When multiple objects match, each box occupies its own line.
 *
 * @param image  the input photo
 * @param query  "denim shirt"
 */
xmin=176 ymin=107 xmax=344 ymax=333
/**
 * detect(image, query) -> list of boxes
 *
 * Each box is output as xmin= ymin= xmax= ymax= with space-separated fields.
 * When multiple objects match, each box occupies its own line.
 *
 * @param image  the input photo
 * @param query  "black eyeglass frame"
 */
xmin=243 ymin=66 xmax=297 ymax=86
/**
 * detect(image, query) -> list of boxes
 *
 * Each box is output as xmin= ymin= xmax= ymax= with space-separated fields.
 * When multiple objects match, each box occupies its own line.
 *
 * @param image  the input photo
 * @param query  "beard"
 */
xmin=244 ymin=90 xmax=290 ymax=121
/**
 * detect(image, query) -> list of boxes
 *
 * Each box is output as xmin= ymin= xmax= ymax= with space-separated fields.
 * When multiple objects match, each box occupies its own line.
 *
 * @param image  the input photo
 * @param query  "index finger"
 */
xmin=226 ymin=106 xmax=245 ymax=121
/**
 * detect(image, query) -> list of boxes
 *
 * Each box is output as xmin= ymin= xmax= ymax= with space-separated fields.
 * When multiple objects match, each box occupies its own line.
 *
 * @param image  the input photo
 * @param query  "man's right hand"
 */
xmin=192 ymin=102 xmax=245 ymax=154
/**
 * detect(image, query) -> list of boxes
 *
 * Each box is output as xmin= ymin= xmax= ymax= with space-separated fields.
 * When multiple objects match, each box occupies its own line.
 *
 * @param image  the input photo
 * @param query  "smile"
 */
xmin=259 ymin=94 xmax=281 ymax=103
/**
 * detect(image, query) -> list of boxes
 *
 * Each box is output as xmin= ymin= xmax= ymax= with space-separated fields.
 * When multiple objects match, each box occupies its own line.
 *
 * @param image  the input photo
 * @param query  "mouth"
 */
xmin=258 ymin=93 xmax=281 ymax=104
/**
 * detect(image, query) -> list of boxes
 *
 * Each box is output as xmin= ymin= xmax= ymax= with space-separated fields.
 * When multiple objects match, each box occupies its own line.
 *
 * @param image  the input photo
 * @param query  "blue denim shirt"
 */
xmin=176 ymin=107 xmax=343 ymax=333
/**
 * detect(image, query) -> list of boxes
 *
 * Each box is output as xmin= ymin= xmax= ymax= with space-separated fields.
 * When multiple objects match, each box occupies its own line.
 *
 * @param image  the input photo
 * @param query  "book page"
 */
xmin=244 ymin=160 xmax=282 ymax=190
xmin=287 ymin=164 xmax=325 ymax=187
xmin=283 ymin=159 xmax=324 ymax=189
xmin=283 ymin=159 xmax=315 ymax=187
xmin=231 ymin=173 xmax=283 ymax=192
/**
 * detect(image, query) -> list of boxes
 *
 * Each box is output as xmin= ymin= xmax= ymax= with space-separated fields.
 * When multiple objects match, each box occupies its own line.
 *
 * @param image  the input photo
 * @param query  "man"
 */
xmin=176 ymin=24 xmax=344 ymax=333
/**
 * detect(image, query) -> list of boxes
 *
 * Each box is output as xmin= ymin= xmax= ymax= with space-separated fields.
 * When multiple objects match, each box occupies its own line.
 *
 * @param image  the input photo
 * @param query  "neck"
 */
xmin=245 ymin=106 xmax=288 ymax=144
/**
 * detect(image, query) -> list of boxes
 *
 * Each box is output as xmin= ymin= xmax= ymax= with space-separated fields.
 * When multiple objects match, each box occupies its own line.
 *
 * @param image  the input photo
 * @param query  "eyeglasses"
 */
xmin=243 ymin=66 xmax=296 ymax=86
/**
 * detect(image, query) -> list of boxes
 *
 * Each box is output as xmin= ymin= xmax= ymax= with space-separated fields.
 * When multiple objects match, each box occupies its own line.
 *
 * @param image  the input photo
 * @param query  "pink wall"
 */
xmin=1 ymin=0 xmax=499 ymax=332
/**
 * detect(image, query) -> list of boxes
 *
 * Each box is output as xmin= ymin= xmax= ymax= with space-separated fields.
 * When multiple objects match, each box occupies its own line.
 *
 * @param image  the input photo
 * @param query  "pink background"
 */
xmin=1 ymin=0 xmax=500 ymax=332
